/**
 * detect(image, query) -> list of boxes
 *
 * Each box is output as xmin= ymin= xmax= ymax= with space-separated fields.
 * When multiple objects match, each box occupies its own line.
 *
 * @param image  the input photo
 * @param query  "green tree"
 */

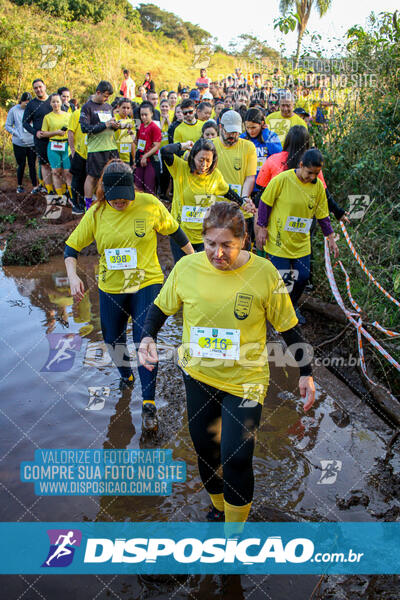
xmin=279 ymin=0 xmax=333 ymax=67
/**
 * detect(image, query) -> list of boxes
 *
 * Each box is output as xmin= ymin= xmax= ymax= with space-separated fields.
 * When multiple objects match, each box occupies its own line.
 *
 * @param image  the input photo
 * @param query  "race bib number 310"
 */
xmin=190 ymin=327 xmax=240 ymax=360
xmin=284 ymin=216 xmax=313 ymax=234
xmin=105 ymin=248 xmax=137 ymax=270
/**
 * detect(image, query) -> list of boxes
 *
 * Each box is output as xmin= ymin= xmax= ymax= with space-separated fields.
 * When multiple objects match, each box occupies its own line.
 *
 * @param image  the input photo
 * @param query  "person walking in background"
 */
xmin=119 ymin=69 xmax=136 ymax=100
xmin=5 ymin=92 xmax=38 ymax=194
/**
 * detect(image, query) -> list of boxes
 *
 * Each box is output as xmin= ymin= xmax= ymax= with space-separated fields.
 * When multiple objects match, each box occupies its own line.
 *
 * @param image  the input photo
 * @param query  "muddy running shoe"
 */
xmin=206 ymin=506 xmax=225 ymax=522
xmin=16 ymin=185 xmax=25 ymax=194
xmin=119 ymin=374 xmax=134 ymax=391
xmin=141 ymin=403 xmax=158 ymax=432
xmin=71 ymin=204 xmax=85 ymax=215
xmin=31 ymin=185 xmax=47 ymax=195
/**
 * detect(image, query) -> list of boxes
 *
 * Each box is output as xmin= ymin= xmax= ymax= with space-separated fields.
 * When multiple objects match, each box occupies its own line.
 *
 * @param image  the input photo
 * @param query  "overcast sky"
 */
xmin=136 ymin=1 xmax=399 ymax=56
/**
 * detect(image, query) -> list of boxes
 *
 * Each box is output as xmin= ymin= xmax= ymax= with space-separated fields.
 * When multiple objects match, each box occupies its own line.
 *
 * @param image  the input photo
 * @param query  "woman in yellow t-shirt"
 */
xmin=114 ymin=98 xmax=136 ymax=165
xmin=40 ymin=93 xmax=72 ymax=198
xmin=161 ymin=138 xmax=245 ymax=263
xmin=64 ymin=160 xmax=194 ymax=431
xmin=139 ymin=202 xmax=315 ymax=527
xmin=257 ymin=148 xmax=339 ymax=323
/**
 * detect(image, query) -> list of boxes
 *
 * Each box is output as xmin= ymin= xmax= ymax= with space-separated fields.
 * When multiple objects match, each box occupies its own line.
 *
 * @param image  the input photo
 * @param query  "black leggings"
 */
xmin=183 ymin=372 xmax=262 ymax=506
xmin=13 ymin=144 xmax=37 ymax=186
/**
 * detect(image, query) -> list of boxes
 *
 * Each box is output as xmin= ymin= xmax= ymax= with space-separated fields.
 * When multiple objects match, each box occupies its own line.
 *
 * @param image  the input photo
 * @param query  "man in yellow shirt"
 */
xmin=173 ymin=99 xmax=203 ymax=144
xmin=266 ymin=93 xmax=307 ymax=145
xmin=68 ymin=107 xmax=87 ymax=214
xmin=213 ymin=110 xmax=257 ymax=244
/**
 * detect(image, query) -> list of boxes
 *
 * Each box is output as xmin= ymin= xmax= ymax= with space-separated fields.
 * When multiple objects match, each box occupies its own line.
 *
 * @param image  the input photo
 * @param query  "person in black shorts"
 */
xmin=79 ymin=81 xmax=120 ymax=210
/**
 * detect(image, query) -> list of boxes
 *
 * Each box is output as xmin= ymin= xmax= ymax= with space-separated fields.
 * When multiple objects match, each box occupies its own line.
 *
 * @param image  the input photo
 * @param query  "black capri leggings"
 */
xmin=13 ymin=144 xmax=37 ymax=186
xmin=183 ymin=372 xmax=263 ymax=506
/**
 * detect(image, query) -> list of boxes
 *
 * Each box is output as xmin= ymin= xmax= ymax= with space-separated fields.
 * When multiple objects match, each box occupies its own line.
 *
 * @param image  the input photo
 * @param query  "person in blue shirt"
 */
xmin=240 ymin=107 xmax=282 ymax=194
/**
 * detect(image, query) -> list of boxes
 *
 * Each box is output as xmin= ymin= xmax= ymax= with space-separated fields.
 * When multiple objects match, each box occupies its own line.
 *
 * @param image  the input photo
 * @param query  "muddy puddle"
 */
xmin=0 ymin=238 xmax=398 ymax=599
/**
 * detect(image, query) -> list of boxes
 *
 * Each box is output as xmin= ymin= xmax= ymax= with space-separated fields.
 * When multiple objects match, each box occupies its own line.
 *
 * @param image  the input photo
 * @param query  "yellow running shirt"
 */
xmin=66 ymin=194 xmax=179 ymax=294
xmin=265 ymin=111 xmax=306 ymax=145
xmin=68 ymin=108 xmax=87 ymax=159
xmin=114 ymin=115 xmax=136 ymax=163
xmin=213 ymin=137 xmax=257 ymax=218
xmin=260 ymin=169 xmax=329 ymax=258
xmin=167 ymin=154 xmax=229 ymax=244
xmin=42 ymin=111 xmax=70 ymax=140
xmin=154 ymin=251 xmax=297 ymax=403
xmin=173 ymin=120 xmax=203 ymax=144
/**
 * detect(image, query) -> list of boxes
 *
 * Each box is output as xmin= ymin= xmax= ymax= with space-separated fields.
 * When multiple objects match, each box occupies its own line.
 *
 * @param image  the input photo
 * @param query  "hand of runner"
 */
xmin=181 ymin=141 xmax=194 ymax=151
xmin=242 ymin=197 xmax=256 ymax=214
xmin=69 ymin=275 xmax=85 ymax=302
xmin=327 ymin=234 xmax=339 ymax=258
xmin=140 ymin=156 xmax=148 ymax=168
xmin=255 ymin=226 xmax=268 ymax=250
xmin=299 ymin=375 xmax=315 ymax=411
xmin=138 ymin=336 xmax=159 ymax=371
xmin=36 ymin=130 xmax=44 ymax=139
xmin=340 ymin=212 xmax=350 ymax=224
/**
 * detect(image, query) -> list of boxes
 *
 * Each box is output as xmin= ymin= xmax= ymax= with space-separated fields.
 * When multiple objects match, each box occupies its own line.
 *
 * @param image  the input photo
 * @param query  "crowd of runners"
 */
xmin=4 ymin=66 xmax=351 ymax=530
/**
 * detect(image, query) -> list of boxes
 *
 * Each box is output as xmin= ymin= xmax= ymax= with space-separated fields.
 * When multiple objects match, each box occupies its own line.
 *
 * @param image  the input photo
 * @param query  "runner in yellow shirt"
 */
xmin=64 ymin=160 xmax=194 ymax=430
xmin=160 ymin=138 xmax=244 ymax=262
xmin=257 ymin=148 xmax=339 ymax=322
xmin=265 ymin=93 xmax=307 ymax=145
xmin=213 ymin=110 xmax=257 ymax=245
xmin=114 ymin=98 xmax=136 ymax=165
xmin=68 ymin=107 xmax=87 ymax=214
xmin=139 ymin=201 xmax=315 ymax=527
xmin=40 ymin=93 xmax=72 ymax=199
xmin=173 ymin=99 xmax=203 ymax=144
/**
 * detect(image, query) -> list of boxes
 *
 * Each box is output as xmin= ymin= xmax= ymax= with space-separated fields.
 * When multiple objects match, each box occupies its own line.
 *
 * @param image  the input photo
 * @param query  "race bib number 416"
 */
xmin=181 ymin=206 xmax=208 ymax=223
xmin=284 ymin=216 xmax=312 ymax=234
xmin=105 ymin=248 xmax=137 ymax=270
xmin=190 ymin=326 xmax=240 ymax=360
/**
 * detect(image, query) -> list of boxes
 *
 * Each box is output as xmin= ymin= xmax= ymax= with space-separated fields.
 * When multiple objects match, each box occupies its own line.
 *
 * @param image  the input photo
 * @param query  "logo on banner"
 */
xmin=42 ymin=529 xmax=82 ymax=567
xmin=317 ymin=460 xmax=342 ymax=484
xmin=41 ymin=334 xmax=82 ymax=372
xmin=86 ymin=387 xmax=110 ymax=411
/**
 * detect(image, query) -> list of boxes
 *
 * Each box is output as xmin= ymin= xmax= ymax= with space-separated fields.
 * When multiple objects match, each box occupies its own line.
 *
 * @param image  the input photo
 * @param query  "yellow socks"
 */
xmin=224 ymin=500 xmax=252 ymax=523
xmin=45 ymin=184 xmax=53 ymax=193
xmin=142 ymin=399 xmax=155 ymax=406
xmin=209 ymin=493 xmax=224 ymax=512
xmin=55 ymin=188 xmax=64 ymax=196
xmin=67 ymin=185 xmax=72 ymax=197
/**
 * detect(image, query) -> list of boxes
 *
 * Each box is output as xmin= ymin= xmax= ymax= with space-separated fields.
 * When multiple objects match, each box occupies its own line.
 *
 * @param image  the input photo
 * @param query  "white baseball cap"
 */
xmin=220 ymin=110 xmax=242 ymax=133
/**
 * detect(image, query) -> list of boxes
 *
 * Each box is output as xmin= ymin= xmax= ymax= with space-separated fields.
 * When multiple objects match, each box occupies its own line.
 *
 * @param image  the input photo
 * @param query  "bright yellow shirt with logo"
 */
xmin=42 ymin=111 xmax=70 ymax=140
xmin=65 ymin=194 xmax=179 ymax=294
xmin=265 ymin=111 xmax=306 ymax=145
xmin=261 ymin=169 xmax=329 ymax=258
xmin=114 ymin=115 xmax=136 ymax=163
xmin=154 ymin=251 xmax=297 ymax=404
xmin=173 ymin=120 xmax=203 ymax=144
xmin=160 ymin=117 xmax=170 ymax=148
xmin=167 ymin=155 xmax=229 ymax=244
xmin=213 ymin=137 xmax=257 ymax=218
xmin=68 ymin=108 xmax=87 ymax=159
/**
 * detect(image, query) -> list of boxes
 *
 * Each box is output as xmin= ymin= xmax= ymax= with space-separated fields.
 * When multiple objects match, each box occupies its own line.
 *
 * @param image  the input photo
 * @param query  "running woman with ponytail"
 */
xmin=64 ymin=159 xmax=194 ymax=431
xmin=139 ymin=202 xmax=315 ymax=526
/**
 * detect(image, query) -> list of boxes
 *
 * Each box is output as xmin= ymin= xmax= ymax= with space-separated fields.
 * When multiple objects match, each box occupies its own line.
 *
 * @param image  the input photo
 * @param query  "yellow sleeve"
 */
xmin=265 ymin=266 xmax=298 ymax=332
xmin=68 ymin=110 xmax=78 ymax=133
xmin=42 ymin=114 xmax=50 ymax=132
xmin=153 ymin=197 xmax=179 ymax=235
xmin=213 ymin=169 xmax=230 ymax=196
xmin=154 ymin=264 xmax=182 ymax=315
xmin=65 ymin=210 xmax=95 ymax=251
xmin=245 ymin=142 xmax=257 ymax=177
xmin=260 ymin=174 xmax=281 ymax=207
xmin=315 ymin=181 xmax=329 ymax=220
xmin=173 ymin=125 xmax=183 ymax=143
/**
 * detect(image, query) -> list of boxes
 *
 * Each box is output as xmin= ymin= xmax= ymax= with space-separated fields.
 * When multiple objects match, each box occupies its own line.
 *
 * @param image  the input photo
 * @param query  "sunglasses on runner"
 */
xmin=182 ymin=109 xmax=195 ymax=115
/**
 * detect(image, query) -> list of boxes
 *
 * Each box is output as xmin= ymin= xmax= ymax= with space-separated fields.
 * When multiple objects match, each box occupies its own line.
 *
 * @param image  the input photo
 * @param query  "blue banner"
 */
xmin=0 ymin=522 xmax=398 ymax=574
